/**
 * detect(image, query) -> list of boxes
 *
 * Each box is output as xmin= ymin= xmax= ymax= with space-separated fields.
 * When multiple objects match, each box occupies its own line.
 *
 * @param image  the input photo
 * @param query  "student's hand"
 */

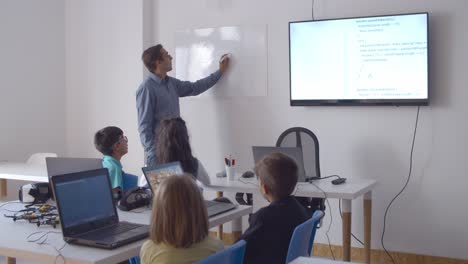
xmin=219 ymin=54 xmax=230 ymax=74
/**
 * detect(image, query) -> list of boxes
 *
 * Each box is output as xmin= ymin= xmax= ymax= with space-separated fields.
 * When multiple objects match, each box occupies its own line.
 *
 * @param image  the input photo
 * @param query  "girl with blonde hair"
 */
xmin=140 ymin=174 xmax=223 ymax=264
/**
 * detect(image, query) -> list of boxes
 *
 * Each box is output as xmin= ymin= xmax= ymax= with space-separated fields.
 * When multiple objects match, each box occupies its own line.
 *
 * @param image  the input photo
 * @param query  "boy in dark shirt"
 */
xmin=239 ymin=152 xmax=309 ymax=264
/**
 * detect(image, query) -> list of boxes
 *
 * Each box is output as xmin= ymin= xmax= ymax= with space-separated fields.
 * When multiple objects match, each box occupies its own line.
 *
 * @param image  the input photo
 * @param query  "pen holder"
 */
xmin=225 ymin=165 xmax=236 ymax=181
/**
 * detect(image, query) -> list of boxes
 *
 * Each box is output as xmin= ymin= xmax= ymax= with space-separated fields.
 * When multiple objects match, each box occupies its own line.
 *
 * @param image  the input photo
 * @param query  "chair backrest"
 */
xmin=285 ymin=210 xmax=324 ymax=264
xmin=129 ymin=256 xmax=140 ymax=264
xmin=27 ymin=153 xmax=58 ymax=165
xmin=195 ymin=239 xmax=247 ymax=264
xmin=276 ymin=127 xmax=320 ymax=178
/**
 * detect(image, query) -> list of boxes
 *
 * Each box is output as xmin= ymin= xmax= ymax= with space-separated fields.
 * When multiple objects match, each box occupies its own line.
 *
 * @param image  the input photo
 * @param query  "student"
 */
xmin=239 ymin=152 xmax=309 ymax=264
xmin=140 ymin=174 xmax=223 ymax=264
xmin=94 ymin=126 xmax=128 ymax=193
xmin=155 ymin=117 xmax=211 ymax=186
xmin=136 ymin=44 xmax=230 ymax=166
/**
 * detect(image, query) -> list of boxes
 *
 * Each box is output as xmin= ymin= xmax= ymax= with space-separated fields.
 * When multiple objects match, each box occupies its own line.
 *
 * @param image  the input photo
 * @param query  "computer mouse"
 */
xmin=241 ymin=170 xmax=255 ymax=178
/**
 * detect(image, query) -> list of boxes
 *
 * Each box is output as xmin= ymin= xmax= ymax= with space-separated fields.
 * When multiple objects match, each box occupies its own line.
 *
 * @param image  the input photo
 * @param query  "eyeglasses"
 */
xmin=116 ymin=136 xmax=128 ymax=145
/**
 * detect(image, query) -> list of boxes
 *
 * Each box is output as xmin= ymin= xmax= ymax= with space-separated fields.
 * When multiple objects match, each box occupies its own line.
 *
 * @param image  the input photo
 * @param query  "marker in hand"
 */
xmin=220 ymin=53 xmax=230 ymax=63
xmin=219 ymin=53 xmax=230 ymax=74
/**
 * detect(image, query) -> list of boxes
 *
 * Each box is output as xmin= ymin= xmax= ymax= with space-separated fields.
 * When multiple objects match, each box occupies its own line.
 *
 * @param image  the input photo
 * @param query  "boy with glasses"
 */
xmin=94 ymin=126 xmax=128 ymax=196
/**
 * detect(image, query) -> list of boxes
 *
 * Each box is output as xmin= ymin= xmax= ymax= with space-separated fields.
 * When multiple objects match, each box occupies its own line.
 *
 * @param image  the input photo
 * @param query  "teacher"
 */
xmin=136 ymin=44 xmax=230 ymax=166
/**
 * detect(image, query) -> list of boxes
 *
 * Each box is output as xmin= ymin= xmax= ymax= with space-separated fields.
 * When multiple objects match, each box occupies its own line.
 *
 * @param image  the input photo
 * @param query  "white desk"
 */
xmin=205 ymin=175 xmax=377 ymax=264
xmin=0 ymin=162 xmax=48 ymax=197
xmin=0 ymin=202 xmax=252 ymax=264
xmin=290 ymin=257 xmax=360 ymax=264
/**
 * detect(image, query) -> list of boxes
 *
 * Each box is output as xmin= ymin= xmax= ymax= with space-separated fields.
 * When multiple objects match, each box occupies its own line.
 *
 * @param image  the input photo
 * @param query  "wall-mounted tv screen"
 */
xmin=289 ymin=13 xmax=429 ymax=106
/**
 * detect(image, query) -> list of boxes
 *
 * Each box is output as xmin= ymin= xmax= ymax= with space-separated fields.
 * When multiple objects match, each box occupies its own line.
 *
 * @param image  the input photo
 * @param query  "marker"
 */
xmin=220 ymin=53 xmax=230 ymax=63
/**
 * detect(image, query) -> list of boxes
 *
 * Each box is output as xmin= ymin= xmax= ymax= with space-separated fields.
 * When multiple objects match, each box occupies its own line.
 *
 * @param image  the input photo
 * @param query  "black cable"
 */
xmin=27 ymin=231 xmax=66 ymax=264
xmin=237 ymin=178 xmax=258 ymax=186
xmin=0 ymin=201 xmax=24 ymax=212
xmin=306 ymin=174 xmax=341 ymax=182
xmin=311 ymin=0 xmax=315 ymax=20
xmin=381 ymin=106 xmax=420 ymax=264
xmin=309 ymin=181 xmax=335 ymax=260
xmin=338 ymin=200 xmax=364 ymax=246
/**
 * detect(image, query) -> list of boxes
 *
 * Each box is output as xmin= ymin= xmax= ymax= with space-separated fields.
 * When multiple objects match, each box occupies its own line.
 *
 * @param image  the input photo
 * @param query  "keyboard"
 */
xmin=80 ymin=222 xmax=142 ymax=239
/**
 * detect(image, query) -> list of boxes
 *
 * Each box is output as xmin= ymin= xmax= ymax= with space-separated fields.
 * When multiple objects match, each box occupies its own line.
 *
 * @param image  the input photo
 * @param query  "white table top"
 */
xmin=0 ymin=162 xmax=48 ymax=182
xmin=290 ymin=256 xmax=360 ymax=264
xmin=206 ymin=174 xmax=377 ymax=200
xmin=0 ymin=202 xmax=252 ymax=264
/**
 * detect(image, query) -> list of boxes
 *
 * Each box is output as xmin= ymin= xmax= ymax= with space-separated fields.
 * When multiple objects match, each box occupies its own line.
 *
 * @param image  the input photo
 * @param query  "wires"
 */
xmin=306 ymin=174 xmax=341 ymax=182
xmin=309 ymin=181 xmax=335 ymax=260
xmin=311 ymin=0 xmax=315 ymax=20
xmin=27 ymin=231 xmax=66 ymax=264
xmin=0 ymin=201 xmax=24 ymax=212
xmin=237 ymin=177 xmax=259 ymax=186
xmin=338 ymin=200 xmax=364 ymax=246
xmin=381 ymin=106 xmax=421 ymax=264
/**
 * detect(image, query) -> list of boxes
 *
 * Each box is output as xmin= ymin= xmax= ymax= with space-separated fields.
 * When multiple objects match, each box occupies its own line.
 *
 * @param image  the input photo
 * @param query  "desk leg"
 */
xmin=231 ymin=217 xmax=242 ymax=242
xmin=216 ymin=191 xmax=223 ymax=240
xmin=342 ymin=199 xmax=352 ymax=262
xmin=6 ymin=257 xmax=16 ymax=264
xmin=0 ymin=179 xmax=7 ymax=197
xmin=364 ymin=191 xmax=372 ymax=264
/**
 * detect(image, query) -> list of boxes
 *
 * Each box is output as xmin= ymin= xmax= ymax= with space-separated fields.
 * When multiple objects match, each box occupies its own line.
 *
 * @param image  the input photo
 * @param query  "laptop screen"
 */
xmin=142 ymin=161 xmax=184 ymax=193
xmin=52 ymin=168 xmax=117 ymax=233
xmin=252 ymin=146 xmax=307 ymax=182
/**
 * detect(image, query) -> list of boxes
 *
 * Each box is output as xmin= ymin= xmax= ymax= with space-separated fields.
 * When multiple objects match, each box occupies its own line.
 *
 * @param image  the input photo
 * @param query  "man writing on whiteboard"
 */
xmin=136 ymin=44 xmax=230 ymax=166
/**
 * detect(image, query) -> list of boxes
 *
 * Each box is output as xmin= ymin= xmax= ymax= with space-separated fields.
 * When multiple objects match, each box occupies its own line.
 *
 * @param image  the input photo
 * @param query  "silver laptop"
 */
xmin=142 ymin=162 xmax=237 ymax=217
xmin=252 ymin=146 xmax=307 ymax=182
xmin=50 ymin=168 xmax=149 ymax=249
xmin=46 ymin=157 xmax=102 ymax=177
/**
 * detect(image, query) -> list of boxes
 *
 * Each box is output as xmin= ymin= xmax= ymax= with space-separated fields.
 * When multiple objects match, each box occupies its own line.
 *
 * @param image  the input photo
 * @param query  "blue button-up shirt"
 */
xmin=136 ymin=70 xmax=222 ymax=165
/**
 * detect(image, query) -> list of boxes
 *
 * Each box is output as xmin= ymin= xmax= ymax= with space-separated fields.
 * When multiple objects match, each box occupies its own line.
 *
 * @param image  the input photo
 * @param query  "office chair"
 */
xmin=195 ymin=240 xmax=247 ymax=264
xmin=276 ymin=127 xmax=325 ymax=215
xmin=129 ymin=256 xmax=140 ymax=264
xmin=285 ymin=210 xmax=324 ymax=264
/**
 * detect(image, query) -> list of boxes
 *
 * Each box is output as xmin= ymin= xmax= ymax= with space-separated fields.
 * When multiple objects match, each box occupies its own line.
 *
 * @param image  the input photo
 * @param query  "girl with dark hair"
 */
xmin=154 ymin=117 xmax=210 ymax=185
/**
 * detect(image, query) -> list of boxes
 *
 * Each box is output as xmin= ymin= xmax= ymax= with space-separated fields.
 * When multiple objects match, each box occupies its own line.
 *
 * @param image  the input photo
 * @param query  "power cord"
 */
xmin=306 ymin=174 xmax=342 ymax=182
xmin=237 ymin=177 xmax=259 ymax=187
xmin=311 ymin=0 xmax=315 ymax=20
xmin=381 ymin=105 xmax=421 ymax=264
xmin=0 ymin=201 xmax=24 ymax=212
xmin=27 ymin=231 xmax=66 ymax=264
xmin=338 ymin=200 xmax=364 ymax=246
xmin=309 ymin=181 xmax=335 ymax=260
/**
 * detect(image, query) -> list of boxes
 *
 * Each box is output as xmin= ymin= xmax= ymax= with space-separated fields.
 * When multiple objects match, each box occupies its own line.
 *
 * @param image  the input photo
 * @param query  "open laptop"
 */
xmin=252 ymin=146 xmax=307 ymax=182
xmin=142 ymin=162 xmax=237 ymax=217
xmin=46 ymin=157 xmax=102 ymax=177
xmin=50 ymin=168 xmax=149 ymax=249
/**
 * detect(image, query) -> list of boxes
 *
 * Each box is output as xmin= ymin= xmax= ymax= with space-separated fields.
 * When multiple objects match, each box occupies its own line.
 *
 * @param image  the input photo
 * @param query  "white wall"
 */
xmin=151 ymin=0 xmax=468 ymax=260
xmin=65 ymin=0 xmax=145 ymax=174
xmin=0 ymin=0 xmax=65 ymax=198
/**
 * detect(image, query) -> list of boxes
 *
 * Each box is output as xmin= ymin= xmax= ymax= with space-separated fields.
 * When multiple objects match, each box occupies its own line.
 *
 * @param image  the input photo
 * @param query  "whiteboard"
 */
xmin=175 ymin=25 xmax=268 ymax=97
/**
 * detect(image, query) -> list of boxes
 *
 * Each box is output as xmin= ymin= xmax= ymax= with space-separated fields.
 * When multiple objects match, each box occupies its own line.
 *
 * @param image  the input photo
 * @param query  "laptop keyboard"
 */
xmin=81 ymin=222 xmax=142 ymax=239
xmin=205 ymin=200 xmax=218 ymax=207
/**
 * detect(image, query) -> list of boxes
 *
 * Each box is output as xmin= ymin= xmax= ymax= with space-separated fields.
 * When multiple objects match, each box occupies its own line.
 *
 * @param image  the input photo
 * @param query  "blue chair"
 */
xmin=122 ymin=173 xmax=139 ymax=192
xmin=123 ymin=173 xmax=140 ymax=264
xmin=285 ymin=210 xmax=324 ymax=263
xmin=195 ymin=240 xmax=247 ymax=264
xmin=129 ymin=256 xmax=140 ymax=264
